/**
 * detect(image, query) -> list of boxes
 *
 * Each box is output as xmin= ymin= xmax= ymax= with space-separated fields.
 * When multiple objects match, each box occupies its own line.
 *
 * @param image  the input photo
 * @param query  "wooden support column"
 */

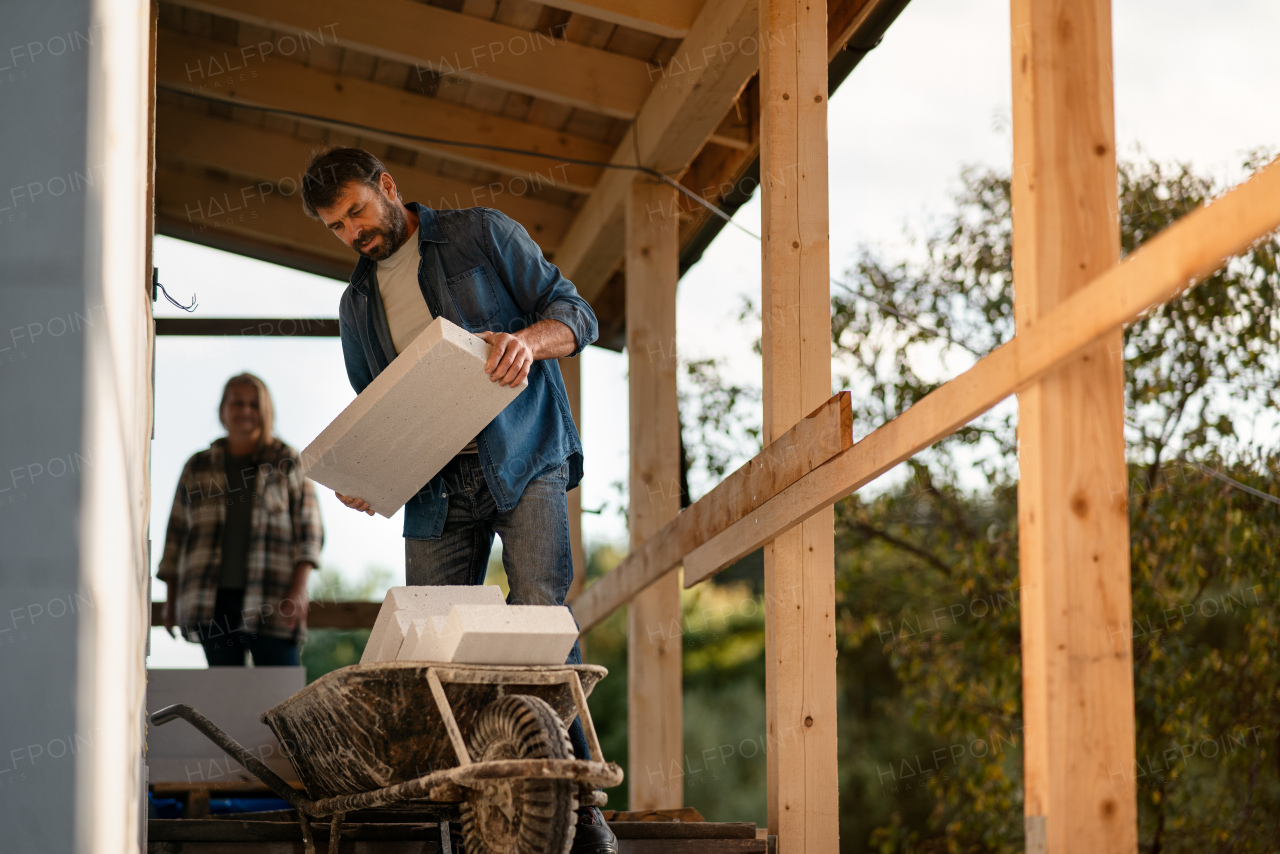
xmin=625 ymin=180 xmax=683 ymax=809
xmin=1011 ymin=1 xmax=1136 ymax=852
xmin=560 ymin=356 xmax=588 ymax=604
xmin=759 ymin=0 xmax=839 ymax=850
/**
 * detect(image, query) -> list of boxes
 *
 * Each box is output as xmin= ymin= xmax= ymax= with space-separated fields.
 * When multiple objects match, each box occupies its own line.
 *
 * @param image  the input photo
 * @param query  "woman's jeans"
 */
xmin=200 ymin=588 xmax=301 ymax=667
xmin=405 ymin=454 xmax=590 ymax=761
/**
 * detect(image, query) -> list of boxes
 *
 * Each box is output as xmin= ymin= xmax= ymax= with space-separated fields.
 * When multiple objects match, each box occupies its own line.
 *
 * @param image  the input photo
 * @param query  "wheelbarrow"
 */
xmin=149 ymin=661 xmax=623 ymax=854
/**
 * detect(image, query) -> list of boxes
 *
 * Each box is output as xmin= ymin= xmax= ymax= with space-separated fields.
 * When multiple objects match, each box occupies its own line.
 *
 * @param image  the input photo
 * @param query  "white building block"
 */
xmin=147 ymin=667 xmax=306 ymax=783
xmin=398 ymin=615 xmax=451 ymax=662
xmin=435 ymin=604 xmax=580 ymax=665
xmin=361 ymin=585 xmax=506 ymax=664
xmin=300 ymin=317 xmax=527 ymax=517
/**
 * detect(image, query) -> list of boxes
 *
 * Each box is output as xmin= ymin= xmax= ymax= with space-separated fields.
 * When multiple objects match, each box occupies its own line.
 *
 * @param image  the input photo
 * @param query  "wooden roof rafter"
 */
xmin=155 ymin=101 xmax=579 ymax=252
xmin=152 ymin=0 xmax=914 ymax=348
xmin=166 ymin=0 xmax=658 ymax=119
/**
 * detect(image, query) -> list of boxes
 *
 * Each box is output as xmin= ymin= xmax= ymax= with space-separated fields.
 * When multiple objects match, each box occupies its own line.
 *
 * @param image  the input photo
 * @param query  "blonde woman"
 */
xmin=158 ymin=373 xmax=323 ymax=666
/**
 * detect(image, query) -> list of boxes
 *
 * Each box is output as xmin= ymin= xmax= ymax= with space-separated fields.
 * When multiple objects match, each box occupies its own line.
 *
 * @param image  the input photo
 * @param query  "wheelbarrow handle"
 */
xmin=149 ymin=703 xmax=310 ymax=813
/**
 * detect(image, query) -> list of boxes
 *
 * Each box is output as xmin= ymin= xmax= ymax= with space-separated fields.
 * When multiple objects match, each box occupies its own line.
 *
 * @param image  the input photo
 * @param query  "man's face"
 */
xmin=316 ymin=173 xmax=409 ymax=261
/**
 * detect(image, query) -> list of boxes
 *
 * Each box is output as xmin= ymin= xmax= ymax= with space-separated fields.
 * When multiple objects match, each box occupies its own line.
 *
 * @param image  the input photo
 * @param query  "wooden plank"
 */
xmin=155 ymin=318 xmax=340 ymax=337
xmin=155 ymin=29 xmax=610 ymax=192
xmin=676 ymin=0 xmax=912 ymax=272
xmin=552 ymin=0 xmax=761 ymax=298
xmin=156 ymin=104 xmax=575 ymax=253
xmin=624 ymin=180 xmax=683 ymax=810
xmin=169 ymin=0 xmax=653 ymax=118
xmin=149 ymin=600 xmax=380 ymax=629
xmin=610 ymin=822 xmax=757 ymax=839
xmin=1010 ymin=2 xmax=1135 ymax=851
xmin=756 ymin=0 xmax=838 ymax=850
xmin=154 ymin=163 xmax=354 ymax=268
xmin=574 ymin=392 xmax=851 ymax=632
xmin=155 ymin=214 xmax=353 ymax=281
xmin=682 ymin=154 xmax=1280 ymax=583
xmin=560 ymin=357 xmax=588 ymax=604
xmin=146 ymin=822 xmax=763 ymax=853
xmin=538 ymin=0 xmax=705 ymax=38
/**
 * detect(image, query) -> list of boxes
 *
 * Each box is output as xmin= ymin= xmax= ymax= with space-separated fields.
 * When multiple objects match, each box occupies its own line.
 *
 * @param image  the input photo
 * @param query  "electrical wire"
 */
xmin=155 ymin=280 xmax=198 ymax=312
xmin=158 ymin=86 xmax=761 ymax=239
xmin=831 ymin=277 xmax=982 ymax=356
xmin=1187 ymin=460 xmax=1280 ymax=507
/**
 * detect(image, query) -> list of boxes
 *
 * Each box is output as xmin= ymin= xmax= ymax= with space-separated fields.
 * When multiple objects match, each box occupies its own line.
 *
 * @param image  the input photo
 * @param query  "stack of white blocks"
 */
xmin=361 ymin=586 xmax=580 ymax=667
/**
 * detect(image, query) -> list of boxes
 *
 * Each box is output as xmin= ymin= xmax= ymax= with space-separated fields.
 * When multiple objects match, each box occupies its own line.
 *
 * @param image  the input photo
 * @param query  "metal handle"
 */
xmin=148 ymin=703 xmax=310 ymax=812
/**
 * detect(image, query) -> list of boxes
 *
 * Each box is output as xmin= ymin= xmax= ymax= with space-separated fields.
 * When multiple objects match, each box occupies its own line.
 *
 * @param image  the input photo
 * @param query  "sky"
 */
xmin=147 ymin=0 xmax=1280 ymax=666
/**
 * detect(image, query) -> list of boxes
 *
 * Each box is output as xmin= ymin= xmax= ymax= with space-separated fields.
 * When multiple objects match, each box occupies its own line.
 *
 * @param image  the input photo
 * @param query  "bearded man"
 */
xmin=301 ymin=147 xmax=614 ymax=853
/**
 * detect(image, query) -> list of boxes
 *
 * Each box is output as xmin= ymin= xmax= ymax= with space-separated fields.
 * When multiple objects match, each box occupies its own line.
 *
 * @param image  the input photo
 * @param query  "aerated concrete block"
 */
xmin=435 ymin=604 xmax=580 ymax=665
xmin=147 ymin=667 xmax=305 ymax=783
xmin=398 ymin=615 xmax=452 ymax=662
xmin=361 ymin=585 xmax=505 ymax=664
xmin=300 ymin=317 xmax=526 ymax=517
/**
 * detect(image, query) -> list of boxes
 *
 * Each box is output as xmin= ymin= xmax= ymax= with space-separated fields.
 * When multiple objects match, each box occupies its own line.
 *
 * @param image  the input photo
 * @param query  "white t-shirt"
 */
xmin=376 ymin=229 xmax=432 ymax=356
xmin=376 ymin=230 xmax=479 ymax=454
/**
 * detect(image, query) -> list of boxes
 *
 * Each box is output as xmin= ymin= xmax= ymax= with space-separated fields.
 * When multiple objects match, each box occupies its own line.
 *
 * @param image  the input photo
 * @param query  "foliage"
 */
xmin=583 ymin=545 xmax=769 ymax=823
xmin=679 ymin=358 xmax=763 ymax=502
xmin=298 ymin=565 xmax=390 ymax=683
xmin=827 ymin=153 xmax=1280 ymax=852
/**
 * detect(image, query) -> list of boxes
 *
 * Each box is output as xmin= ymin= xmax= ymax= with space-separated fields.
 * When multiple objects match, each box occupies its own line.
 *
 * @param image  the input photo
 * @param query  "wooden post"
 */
xmin=758 ymin=0 xmax=839 ymax=849
xmin=625 ymin=180 xmax=683 ymax=809
xmin=559 ymin=356 xmax=588 ymax=604
xmin=1011 ymin=1 xmax=1137 ymax=852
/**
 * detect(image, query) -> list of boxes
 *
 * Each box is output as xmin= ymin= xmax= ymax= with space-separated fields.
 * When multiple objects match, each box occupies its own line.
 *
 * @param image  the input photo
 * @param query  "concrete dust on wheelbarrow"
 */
xmin=151 ymin=661 xmax=622 ymax=854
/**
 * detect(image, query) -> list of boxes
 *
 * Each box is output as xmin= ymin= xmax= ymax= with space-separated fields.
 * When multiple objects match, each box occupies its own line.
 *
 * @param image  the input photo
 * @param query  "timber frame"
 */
xmin=145 ymin=0 xmax=1280 ymax=851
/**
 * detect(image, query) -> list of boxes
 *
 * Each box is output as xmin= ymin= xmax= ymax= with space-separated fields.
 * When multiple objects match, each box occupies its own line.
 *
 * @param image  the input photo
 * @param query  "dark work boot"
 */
xmin=570 ymin=805 xmax=618 ymax=854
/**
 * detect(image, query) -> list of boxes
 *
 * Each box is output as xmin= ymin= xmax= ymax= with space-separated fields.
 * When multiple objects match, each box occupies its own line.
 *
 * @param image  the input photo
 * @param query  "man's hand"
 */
xmin=478 ymin=331 xmax=534 ymax=388
xmin=336 ymin=491 xmax=375 ymax=515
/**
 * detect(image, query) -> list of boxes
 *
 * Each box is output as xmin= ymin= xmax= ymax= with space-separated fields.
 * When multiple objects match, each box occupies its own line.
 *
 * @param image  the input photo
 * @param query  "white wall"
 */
xmin=0 ymin=1 xmax=153 ymax=852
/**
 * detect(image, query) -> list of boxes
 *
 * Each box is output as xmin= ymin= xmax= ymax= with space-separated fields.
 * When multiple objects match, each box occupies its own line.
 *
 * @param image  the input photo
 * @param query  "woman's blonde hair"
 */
xmin=218 ymin=372 xmax=275 ymax=453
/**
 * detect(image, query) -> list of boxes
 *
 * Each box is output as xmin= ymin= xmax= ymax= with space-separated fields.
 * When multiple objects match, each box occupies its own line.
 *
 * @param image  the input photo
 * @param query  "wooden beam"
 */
xmin=574 ymin=392 xmax=852 ymax=632
xmin=624 ymin=180 xmax=683 ymax=810
xmin=168 ymin=0 xmax=653 ymax=118
xmin=537 ymin=0 xmax=704 ymax=38
xmin=156 ymin=214 xmax=352 ymax=280
xmin=681 ymin=155 xmax=1280 ymax=583
xmin=156 ymin=104 xmax=575 ymax=253
xmin=150 ymin=600 xmax=379 ymax=630
xmin=757 ymin=0 xmax=838 ymax=850
xmin=677 ymin=0 xmax=912 ymax=273
xmin=154 ymin=318 xmax=339 ymax=336
xmin=1011 ymin=2 xmax=1135 ymax=851
xmin=828 ymin=0 xmax=910 ymax=61
xmin=156 ymin=29 xmax=610 ymax=192
xmin=154 ymin=162 xmax=354 ymax=269
xmin=560 ymin=356 xmax=588 ymax=604
xmin=553 ymin=0 xmax=760 ymax=299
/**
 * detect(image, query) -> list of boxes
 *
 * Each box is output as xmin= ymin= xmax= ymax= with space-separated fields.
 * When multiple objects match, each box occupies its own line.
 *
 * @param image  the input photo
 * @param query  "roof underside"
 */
xmin=154 ymin=0 xmax=911 ymax=350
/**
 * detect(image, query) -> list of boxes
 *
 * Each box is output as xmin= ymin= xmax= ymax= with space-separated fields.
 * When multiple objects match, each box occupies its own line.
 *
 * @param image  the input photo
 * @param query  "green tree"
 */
xmin=299 ymin=565 xmax=390 ymax=683
xmin=829 ymin=153 xmax=1280 ymax=852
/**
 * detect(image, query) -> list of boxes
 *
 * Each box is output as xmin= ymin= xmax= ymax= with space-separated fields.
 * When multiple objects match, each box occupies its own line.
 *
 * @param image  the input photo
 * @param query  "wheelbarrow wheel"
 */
xmin=461 ymin=694 xmax=579 ymax=854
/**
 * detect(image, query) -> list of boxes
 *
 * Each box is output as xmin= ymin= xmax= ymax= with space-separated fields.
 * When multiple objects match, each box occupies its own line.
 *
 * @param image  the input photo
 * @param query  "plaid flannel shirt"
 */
xmin=157 ymin=438 xmax=323 ymax=643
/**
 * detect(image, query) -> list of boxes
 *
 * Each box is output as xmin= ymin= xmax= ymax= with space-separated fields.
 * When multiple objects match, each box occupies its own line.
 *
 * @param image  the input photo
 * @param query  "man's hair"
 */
xmin=300 ymin=147 xmax=389 ymax=219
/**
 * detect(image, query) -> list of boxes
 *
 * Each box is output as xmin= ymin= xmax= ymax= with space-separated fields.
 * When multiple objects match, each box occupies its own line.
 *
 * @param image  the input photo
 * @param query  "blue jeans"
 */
xmin=200 ymin=588 xmax=301 ymax=667
xmin=405 ymin=455 xmax=590 ymax=761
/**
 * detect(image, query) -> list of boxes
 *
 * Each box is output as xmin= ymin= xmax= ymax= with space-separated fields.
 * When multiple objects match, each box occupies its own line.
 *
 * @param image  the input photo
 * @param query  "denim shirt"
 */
xmin=337 ymin=203 xmax=598 ymax=539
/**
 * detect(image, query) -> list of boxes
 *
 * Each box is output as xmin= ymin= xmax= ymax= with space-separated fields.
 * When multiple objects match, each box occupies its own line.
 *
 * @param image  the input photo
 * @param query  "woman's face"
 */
xmin=221 ymin=382 xmax=263 ymax=444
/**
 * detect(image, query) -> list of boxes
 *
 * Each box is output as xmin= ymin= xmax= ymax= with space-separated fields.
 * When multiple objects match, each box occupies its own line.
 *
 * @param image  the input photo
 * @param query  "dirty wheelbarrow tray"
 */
xmin=150 ymin=662 xmax=622 ymax=854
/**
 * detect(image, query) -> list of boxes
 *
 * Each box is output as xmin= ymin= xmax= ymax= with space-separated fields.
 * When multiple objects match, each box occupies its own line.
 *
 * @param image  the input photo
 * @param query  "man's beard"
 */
xmin=353 ymin=197 xmax=409 ymax=261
